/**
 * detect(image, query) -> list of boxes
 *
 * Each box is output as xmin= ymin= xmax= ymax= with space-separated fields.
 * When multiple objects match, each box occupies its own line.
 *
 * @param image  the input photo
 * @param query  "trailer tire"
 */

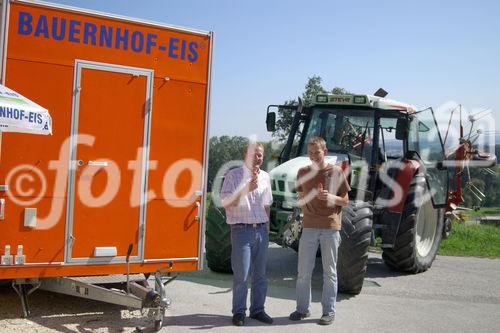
xmin=382 ymin=173 xmax=443 ymax=273
xmin=205 ymin=201 xmax=232 ymax=273
xmin=338 ymin=200 xmax=373 ymax=294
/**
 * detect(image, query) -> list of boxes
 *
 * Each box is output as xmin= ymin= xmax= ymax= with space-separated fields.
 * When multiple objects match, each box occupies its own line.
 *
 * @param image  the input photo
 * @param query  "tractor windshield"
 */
xmin=299 ymin=108 xmax=375 ymax=160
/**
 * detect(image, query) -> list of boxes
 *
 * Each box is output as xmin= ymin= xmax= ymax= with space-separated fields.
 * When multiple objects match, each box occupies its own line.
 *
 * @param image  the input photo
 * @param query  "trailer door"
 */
xmin=65 ymin=61 xmax=153 ymax=264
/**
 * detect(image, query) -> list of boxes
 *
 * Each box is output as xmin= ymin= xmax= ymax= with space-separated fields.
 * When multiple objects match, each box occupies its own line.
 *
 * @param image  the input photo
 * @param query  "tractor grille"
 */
xmin=272 ymin=194 xmax=284 ymax=209
xmin=277 ymin=180 xmax=285 ymax=192
xmin=272 ymin=199 xmax=281 ymax=209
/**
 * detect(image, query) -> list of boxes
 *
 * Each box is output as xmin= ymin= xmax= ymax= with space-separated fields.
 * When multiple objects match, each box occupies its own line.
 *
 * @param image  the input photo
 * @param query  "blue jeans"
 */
xmin=230 ymin=223 xmax=269 ymax=315
xmin=296 ymin=228 xmax=341 ymax=316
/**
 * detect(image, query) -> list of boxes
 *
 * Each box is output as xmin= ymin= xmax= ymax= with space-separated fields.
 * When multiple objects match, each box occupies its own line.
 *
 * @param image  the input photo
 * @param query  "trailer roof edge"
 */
xmin=13 ymin=0 xmax=212 ymax=37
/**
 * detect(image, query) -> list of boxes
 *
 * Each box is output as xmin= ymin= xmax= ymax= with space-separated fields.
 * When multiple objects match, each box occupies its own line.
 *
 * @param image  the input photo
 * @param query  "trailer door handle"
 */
xmin=87 ymin=161 xmax=108 ymax=167
xmin=194 ymin=202 xmax=201 ymax=221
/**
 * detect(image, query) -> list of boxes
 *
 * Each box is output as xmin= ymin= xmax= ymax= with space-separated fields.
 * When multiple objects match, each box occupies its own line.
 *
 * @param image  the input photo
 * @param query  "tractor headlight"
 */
xmin=316 ymin=95 xmax=328 ymax=103
xmin=353 ymin=95 xmax=367 ymax=104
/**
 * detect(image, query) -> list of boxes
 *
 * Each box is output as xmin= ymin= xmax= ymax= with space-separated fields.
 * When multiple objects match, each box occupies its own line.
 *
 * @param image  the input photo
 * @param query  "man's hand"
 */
xmin=316 ymin=182 xmax=330 ymax=201
xmin=247 ymin=170 xmax=259 ymax=192
xmin=316 ymin=183 xmax=348 ymax=209
xmin=222 ymin=170 xmax=259 ymax=208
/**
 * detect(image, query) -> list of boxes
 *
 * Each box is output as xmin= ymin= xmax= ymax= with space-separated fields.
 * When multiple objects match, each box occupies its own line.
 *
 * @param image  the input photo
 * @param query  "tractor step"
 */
xmin=376 ymin=210 xmax=402 ymax=249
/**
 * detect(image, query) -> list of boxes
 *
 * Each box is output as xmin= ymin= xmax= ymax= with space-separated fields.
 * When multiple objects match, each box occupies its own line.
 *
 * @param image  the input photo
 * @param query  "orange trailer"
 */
xmin=0 ymin=0 xmax=213 ymax=328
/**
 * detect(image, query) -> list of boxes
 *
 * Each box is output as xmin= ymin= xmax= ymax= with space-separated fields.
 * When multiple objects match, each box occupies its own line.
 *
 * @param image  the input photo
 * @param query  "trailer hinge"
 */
xmin=69 ymin=235 xmax=76 ymax=249
xmin=139 ymin=224 xmax=145 ymax=239
xmin=0 ymin=198 xmax=5 ymax=220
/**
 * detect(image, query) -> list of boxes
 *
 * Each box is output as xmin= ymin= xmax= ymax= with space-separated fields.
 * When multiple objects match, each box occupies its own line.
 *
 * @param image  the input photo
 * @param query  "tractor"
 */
xmin=205 ymin=91 xmax=496 ymax=294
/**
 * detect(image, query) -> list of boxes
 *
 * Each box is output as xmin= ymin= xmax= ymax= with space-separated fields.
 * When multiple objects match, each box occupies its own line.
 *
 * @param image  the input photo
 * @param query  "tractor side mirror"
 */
xmin=266 ymin=111 xmax=276 ymax=132
xmin=395 ymin=118 xmax=408 ymax=140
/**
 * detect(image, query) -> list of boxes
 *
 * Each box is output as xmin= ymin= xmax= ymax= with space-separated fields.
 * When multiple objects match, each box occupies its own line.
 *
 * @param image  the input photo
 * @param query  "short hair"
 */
xmin=307 ymin=136 xmax=326 ymax=150
xmin=244 ymin=141 xmax=265 ymax=155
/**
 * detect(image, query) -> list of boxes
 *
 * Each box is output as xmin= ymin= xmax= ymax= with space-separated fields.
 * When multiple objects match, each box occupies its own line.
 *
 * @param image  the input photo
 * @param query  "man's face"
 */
xmin=245 ymin=145 xmax=264 ymax=170
xmin=308 ymin=143 xmax=327 ymax=166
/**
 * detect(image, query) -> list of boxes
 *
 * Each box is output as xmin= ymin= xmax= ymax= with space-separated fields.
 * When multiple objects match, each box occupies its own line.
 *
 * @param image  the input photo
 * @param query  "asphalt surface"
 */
xmin=1 ymin=244 xmax=499 ymax=332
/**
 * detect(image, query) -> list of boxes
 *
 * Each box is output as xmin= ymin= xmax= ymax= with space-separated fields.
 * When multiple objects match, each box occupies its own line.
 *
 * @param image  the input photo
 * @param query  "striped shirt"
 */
xmin=221 ymin=166 xmax=273 ymax=225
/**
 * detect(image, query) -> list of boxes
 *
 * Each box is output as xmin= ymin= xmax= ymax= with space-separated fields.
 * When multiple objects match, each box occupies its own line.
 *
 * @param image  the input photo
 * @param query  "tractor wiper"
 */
xmin=359 ymin=121 xmax=370 ymax=156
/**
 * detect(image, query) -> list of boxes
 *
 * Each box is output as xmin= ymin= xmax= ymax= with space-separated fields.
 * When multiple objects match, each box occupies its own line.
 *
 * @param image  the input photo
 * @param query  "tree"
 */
xmin=207 ymin=136 xmax=247 ymax=191
xmin=207 ymin=136 xmax=280 ymax=191
xmin=302 ymin=75 xmax=327 ymax=106
xmin=272 ymin=75 xmax=349 ymax=142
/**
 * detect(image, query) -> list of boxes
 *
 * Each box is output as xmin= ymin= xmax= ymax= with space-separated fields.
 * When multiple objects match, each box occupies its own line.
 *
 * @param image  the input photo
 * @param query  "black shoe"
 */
xmin=289 ymin=310 xmax=311 ymax=321
xmin=232 ymin=313 xmax=245 ymax=326
xmin=250 ymin=311 xmax=273 ymax=324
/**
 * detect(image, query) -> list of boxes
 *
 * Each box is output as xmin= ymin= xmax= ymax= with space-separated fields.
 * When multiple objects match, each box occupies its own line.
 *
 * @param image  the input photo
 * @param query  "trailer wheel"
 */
xmin=338 ymin=200 xmax=373 ymax=294
xmin=205 ymin=201 xmax=232 ymax=273
xmin=382 ymin=173 xmax=444 ymax=273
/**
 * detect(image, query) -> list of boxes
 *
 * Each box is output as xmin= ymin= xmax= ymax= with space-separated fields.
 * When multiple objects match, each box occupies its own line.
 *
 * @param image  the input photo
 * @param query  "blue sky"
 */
xmin=50 ymin=0 xmax=500 ymax=141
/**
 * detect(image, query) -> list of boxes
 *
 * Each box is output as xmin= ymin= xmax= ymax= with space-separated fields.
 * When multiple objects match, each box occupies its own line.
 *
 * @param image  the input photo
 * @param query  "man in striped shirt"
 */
xmin=221 ymin=141 xmax=273 ymax=326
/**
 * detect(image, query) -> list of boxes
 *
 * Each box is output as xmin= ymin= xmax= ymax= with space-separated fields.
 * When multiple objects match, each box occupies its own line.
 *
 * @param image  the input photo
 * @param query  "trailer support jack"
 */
xmin=12 ymin=278 xmax=41 ymax=318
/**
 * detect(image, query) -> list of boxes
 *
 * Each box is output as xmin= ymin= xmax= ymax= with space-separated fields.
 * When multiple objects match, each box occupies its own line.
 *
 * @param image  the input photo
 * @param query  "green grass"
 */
xmin=438 ymin=222 xmax=500 ymax=258
xmin=461 ymin=207 xmax=500 ymax=219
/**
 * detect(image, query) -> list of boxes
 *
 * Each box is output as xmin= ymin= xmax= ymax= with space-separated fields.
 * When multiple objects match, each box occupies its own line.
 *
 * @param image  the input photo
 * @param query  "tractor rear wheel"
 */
xmin=205 ymin=201 xmax=232 ymax=273
xmin=338 ymin=200 xmax=373 ymax=294
xmin=382 ymin=173 xmax=443 ymax=273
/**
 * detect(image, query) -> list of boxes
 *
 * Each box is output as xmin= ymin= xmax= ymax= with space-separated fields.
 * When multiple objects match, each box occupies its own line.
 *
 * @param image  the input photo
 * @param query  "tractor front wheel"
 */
xmin=338 ymin=200 xmax=373 ymax=294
